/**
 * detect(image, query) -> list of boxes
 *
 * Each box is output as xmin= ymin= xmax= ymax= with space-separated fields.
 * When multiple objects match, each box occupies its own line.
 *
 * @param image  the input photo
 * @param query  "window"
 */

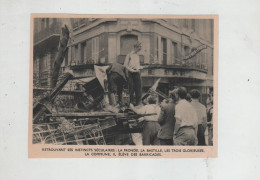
xmin=172 ymin=42 xmax=178 ymax=60
xmin=184 ymin=46 xmax=190 ymax=56
xmin=92 ymin=37 xmax=99 ymax=64
xmin=44 ymin=56 xmax=47 ymax=68
xmin=71 ymin=46 xmax=75 ymax=64
xmin=156 ymin=36 xmax=159 ymax=62
xmin=155 ymin=36 xmax=167 ymax=64
xmin=201 ymin=52 xmax=206 ymax=68
xmin=202 ymin=20 xmax=207 ymax=40
xmin=74 ymin=45 xmax=79 ymax=64
xmin=86 ymin=39 xmax=92 ymax=64
xmin=205 ymin=19 xmax=213 ymax=42
xmin=210 ymin=19 xmax=214 ymax=42
xmin=33 ymin=59 xmax=37 ymax=71
xmin=161 ymin=38 xmax=167 ymax=65
xmin=64 ymin=51 xmax=68 ymax=66
xmin=81 ymin=42 xmax=86 ymax=64
xmin=46 ymin=18 xmax=49 ymax=28
xmin=34 ymin=20 xmax=38 ymax=33
xmin=120 ymin=34 xmax=138 ymax=55
xmin=39 ymin=55 xmax=47 ymax=72
xmin=191 ymin=19 xmax=195 ymax=31
xmin=205 ymin=53 xmax=208 ymax=68
xmin=49 ymin=18 xmax=53 ymax=25
xmin=183 ymin=19 xmax=189 ymax=28
xmin=41 ymin=18 xmax=45 ymax=29
xmin=37 ymin=19 xmax=41 ymax=33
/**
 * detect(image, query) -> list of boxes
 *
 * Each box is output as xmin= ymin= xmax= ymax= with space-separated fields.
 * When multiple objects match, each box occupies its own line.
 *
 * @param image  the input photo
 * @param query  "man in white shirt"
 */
xmin=130 ymin=95 xmax=161 ymax=145
xmin=190 ymin=89 xmax=207 ymax=146
xmin=172 ymin=87 xmax=198 ymax=146
xmin=124 ymin=41 xmax=143 ymax=106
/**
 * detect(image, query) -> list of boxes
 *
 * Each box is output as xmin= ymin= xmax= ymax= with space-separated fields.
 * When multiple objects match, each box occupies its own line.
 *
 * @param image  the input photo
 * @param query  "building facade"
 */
xmin=61 ymin=18 xmax=214 ymax=104
xmin=33 ymin=18 xmax=67 ymax=87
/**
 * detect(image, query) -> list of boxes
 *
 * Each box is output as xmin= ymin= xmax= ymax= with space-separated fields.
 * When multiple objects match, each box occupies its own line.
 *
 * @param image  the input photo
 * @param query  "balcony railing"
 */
xmin=68 ymin=56 xmax=207 ymax=72
xmin=173 ymin=58 xmax=208 ymax=72
xmin=34 ymin=22 xmax=61 ymax=44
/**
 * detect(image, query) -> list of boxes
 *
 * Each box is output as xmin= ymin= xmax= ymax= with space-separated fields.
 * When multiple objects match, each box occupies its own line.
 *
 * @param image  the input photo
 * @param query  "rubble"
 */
xmin=33 ymin=71 xmax=158 ymax=145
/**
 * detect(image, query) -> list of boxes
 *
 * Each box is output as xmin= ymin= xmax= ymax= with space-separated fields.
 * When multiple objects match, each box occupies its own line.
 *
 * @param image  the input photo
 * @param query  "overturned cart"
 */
xmin=33 ymin=72 xmax=153 ymax=145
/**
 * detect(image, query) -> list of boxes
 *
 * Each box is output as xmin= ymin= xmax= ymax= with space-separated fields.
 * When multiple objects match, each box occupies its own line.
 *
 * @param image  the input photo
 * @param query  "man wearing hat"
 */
xmin=124 ymin=41 xmax=143 ymax=106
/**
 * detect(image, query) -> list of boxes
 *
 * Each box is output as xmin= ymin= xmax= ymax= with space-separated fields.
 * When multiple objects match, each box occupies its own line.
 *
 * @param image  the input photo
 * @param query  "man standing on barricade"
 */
xmin=173 ymin=87 xmax=198 ymax=146
xmin=106 ymin=62 xmax=127 ymax=106
xmin=124 ymin=41 xmax=143 ymax=106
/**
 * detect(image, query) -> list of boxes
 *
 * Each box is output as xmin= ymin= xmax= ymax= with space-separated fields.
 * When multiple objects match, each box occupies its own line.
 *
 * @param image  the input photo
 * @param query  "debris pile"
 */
xmin=33 ymin=72 xmax=156 ymax=145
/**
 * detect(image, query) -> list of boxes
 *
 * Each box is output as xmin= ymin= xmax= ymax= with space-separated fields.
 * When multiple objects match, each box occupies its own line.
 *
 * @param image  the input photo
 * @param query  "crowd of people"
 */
xmin=130 ymin=87 xmax=213 ymax=146
xmin=105 ymin=40 xmax=213 ymax=146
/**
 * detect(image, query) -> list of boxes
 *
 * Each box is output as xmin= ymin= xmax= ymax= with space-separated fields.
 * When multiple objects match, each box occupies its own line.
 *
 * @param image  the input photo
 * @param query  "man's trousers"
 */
xmin=174 ymin=126 xmax=197 ymax=146
xmin=142 ymin=121 xmax=160 ymax=145
xmin=197 ymin=124 xmax=206 ymax=145
xmin=128 ymin=71 xmax=142 ymax=106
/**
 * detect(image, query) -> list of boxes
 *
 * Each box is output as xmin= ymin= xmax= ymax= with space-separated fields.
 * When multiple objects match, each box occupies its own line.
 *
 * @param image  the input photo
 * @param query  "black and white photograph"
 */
xmin=1 ymin=0 xmax=260 ymax=179
xmin=32 ymin=16 xmax=216 ymax=148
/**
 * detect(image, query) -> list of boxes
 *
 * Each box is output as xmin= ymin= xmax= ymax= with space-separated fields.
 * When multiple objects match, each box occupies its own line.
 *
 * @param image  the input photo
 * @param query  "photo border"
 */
xmin=29 ymin=14 xmax=218 ymax=158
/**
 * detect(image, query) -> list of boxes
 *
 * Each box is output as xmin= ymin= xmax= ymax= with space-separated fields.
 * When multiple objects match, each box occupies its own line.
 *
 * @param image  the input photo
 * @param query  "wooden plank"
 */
xmin=46 ymin=112 xmax=157 ymax=118
xmin=46 ymin=112 xmax=119 ymax=118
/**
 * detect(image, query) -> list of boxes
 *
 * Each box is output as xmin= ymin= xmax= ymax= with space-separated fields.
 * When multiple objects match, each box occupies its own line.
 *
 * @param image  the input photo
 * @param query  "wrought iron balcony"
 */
xmin=34 ymin=22 xmax=61 ymax=44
